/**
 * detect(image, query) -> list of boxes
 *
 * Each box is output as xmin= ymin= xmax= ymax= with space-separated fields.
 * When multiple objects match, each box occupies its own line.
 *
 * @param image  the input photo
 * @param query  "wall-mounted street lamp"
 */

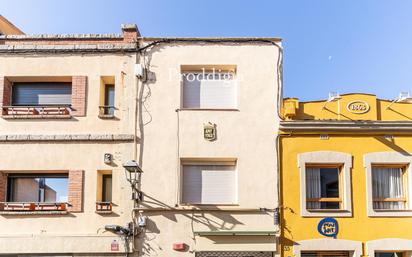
xmin=122 ymin=160 xmax=144 ymax=202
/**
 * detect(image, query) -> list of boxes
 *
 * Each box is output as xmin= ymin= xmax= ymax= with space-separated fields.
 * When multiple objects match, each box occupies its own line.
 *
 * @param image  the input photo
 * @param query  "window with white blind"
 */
xmin=181 ymin=161 xmax=237 ymax=204
xmin=372 ymin=166 xmax=407 ymax=210
xmin=182 ymin=72 xmax=237 ymax=109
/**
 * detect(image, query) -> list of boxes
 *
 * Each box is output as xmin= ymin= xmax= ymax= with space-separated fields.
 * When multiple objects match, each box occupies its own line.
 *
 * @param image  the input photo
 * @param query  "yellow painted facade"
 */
xmin=280 ymin=93 xmax=412 ymax=257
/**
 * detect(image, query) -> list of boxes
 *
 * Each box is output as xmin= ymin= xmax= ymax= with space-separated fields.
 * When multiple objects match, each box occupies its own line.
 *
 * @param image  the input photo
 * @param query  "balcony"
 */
xmin=98 ymin=106 xmax=115 ymax=119
xmin=95 ymin=201 xmax=112 ymax=214
xmin=0 ymin=202 xmax=70 ymax=215
xmin=2 ymin=105 xmax=71 ymax=119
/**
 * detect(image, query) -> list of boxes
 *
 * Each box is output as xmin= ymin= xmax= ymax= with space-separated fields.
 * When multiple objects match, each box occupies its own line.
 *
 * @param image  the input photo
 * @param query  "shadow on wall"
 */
xmin=374 ymin=136 xmax=411 ymax=156
xmin=135 ymin=193 xmax=250 ymax=256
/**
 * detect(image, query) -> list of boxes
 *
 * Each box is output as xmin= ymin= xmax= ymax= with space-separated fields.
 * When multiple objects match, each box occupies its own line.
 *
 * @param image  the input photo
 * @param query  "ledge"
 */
xmin=2 ymin=114 xmax=72 ymax=119
xmin=95 ymin=211 xmax=113 ymax=215
xmin=0 ymin=44 xmax=137 ymax=53
xmin=0 ymin=134 xmax=135 ymax=142
xmin=0 ymin=34 xmax=123 ymax=39
xmin=194 ymin=231 xmax=276 ymax=236
xmin=98 ymin=114 xmax=116 ymax=120
xmin=0 ymin=211 xmax=68 ymax=215
xmin=280 ymin=120 xmax=412 ymax=132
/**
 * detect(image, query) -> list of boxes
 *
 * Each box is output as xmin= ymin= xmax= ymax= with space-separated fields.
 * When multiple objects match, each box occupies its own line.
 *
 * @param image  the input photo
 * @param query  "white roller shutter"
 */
xmin=182 ymin=164 xmax=237 ymax=204
xmin=182 ymin=73 xmax=237 ymax=109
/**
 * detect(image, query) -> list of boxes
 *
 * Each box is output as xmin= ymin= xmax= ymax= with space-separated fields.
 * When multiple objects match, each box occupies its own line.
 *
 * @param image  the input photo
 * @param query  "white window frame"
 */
xmin=298 ymin=151 xmax=352 ymax=217
xmin=180 ymin=160 xmax=238 ymax=205
xmin=293 ymin=239 xmax=362 ymax=257
xmin=366 ymin=239 xmax=412 ymax=257
xmin=364 ymin=152 xmax=412 ymax=217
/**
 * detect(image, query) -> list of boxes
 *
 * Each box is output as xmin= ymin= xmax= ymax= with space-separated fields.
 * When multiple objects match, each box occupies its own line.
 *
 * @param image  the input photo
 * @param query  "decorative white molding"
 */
xmin=364 ymin=152 xmax=412 ymax=217
xmin=293 ymin=239 xmax=362 ymax=257
xmin=298 ymin=151 xmax=353 ymax=217
xmin=366 ymin=238 xmax=412 ymax=257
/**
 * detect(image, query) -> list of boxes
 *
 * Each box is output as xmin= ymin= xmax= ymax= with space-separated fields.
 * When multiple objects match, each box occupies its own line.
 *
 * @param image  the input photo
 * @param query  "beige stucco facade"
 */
xmin=0 ymin=19 xmax=282 ymax=256
xmin=0 ymin=24 xmax=139 ymax=256
xmin=136 ymin=41 xmax=281 ymax=256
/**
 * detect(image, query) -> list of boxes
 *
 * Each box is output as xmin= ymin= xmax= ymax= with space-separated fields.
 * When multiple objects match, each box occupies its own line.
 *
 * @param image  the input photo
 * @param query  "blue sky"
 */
xmin=2 ymin=0 xmax=412 ymax=101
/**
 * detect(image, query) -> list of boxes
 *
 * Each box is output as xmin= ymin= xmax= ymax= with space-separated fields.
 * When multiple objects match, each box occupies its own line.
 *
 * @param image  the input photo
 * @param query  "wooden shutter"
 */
xmin=182 ymin=73 xmax=237 ymax=109
xmin=0 ymin=77 xmax=12 ymax=110
xmin=182 ymin=164 xmax=236 ymax=204
xmin=71 ymin=76 xmax=87 ymax=116
xmin=68 ymin=170 xmax=84 ymax=212
xmin=0 ymin=172 xmax=6 ymax=202
xmin=12 ymin=82 xmax=72 ymax=106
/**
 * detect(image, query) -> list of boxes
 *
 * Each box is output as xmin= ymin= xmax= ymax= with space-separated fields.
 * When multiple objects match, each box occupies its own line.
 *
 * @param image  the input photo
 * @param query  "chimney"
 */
xmin=121 ymin=24 xmax=140 ymax=43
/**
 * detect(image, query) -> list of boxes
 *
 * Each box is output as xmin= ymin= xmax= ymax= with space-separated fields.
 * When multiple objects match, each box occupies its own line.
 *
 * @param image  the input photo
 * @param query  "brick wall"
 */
xmin=122 ymin=25 xmax=139 ymax=43
xmin=0 ymin=172 xmax=7 ymax=202
xmin=123 ymin=30 xmax=137 ymax=43
xmin=0 ymin=77 xmax=11 ymax=115
xmin=68 ymin=170 xmax=84 ymax=212
xmin=71 ymin=76 xmax=87 ymax=117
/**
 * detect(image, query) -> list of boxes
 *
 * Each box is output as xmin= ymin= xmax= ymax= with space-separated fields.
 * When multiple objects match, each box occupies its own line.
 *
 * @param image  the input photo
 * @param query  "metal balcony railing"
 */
xmin=96 ymin=201 xmax=112 ymax=212
xmin=0 ymin=202 xmax=70 ymax=212
xmin=2 ymin=105 xmax=71 ymax=118
xmin=98 ymin=106 xmax=115 ymax=118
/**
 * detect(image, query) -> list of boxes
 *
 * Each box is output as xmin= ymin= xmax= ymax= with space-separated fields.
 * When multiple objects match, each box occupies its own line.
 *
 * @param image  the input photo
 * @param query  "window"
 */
xmin=12 ymin=82 xmax=72 ymax=106
xmin=104 ymin=84 xmax=115 ymax=115
xmin=99 ymin=76 xmax=116 ymax=118
xmin=364 ymin=152 xmax=412 ymax=216
xmin=96 ymin=171 xmax=112 ymax=212
xmin=182 ymin=70 xmax=237 ymax=109
xmin=1 ymin=76 xmax=86 ymax=118
xmin=375 ymin=253 xmax=404 ymax=257
xmin=372 ymin=166 xmax=407 ymax=210
xmin=181 ymin=161 xmax=237 ymax=205
xmin=102 ymin=174 xmax=112 ymax=202
xmin=298 ymin=151 xmax=352 ymax=217
xmin=7 ymin=174 xmax=68 ymax=203
xmin=306 ymin=166 xmax=341 ymax=210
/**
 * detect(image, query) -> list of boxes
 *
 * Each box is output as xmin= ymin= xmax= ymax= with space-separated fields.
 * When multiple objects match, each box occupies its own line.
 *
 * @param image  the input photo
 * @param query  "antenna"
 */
xmin=386 ymin=92 xmax=412 ymax=110
xmin=322 ymin=92 xmax=341 ymax=110
xmin=327 ymin=92 xmax=342 ymax=102
xmin=398 ymin=92 xmax=412 ymax=102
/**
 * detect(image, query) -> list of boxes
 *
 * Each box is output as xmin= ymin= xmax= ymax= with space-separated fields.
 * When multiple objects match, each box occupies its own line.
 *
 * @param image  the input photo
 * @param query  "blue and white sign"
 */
xmin=317 ymin=217 xmax=338 ymax=238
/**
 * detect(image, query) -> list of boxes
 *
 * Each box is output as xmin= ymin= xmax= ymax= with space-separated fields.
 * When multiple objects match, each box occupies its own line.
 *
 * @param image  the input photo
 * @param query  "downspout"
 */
xmin=130 ymin=38 xmax=142 ymax=254
xmin=274 ymin=42 xmax=284 ymax=257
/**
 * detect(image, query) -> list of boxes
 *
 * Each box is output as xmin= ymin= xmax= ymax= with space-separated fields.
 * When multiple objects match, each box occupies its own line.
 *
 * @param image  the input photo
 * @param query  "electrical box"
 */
xmin=134 ymin=64 xmax=145 ymax=78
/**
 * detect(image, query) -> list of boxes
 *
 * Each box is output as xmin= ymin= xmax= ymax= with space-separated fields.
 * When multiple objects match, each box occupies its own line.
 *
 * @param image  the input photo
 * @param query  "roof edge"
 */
xmin=141 ymin=36 xmax=282 ymax=42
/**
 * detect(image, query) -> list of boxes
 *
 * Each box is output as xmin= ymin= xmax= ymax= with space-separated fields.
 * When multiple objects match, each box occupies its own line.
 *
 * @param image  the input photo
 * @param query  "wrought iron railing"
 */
xmin=2 ymin=105 xmax=71 ymax=117
xmin=0 ymin=202 xmax=70 ymax=211
xmin=98 ymin=106 xmax=115 ymax=117
xmin=96 ymin=201 xmax=112 ymax=212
